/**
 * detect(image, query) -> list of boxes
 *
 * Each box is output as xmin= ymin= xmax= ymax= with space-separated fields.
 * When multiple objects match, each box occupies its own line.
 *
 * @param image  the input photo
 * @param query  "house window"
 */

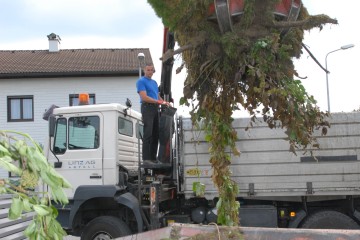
xmin=7 ymin=96 xmax=34 ymax=122
xmin=69 ymin=94 xmax=95 ymax=106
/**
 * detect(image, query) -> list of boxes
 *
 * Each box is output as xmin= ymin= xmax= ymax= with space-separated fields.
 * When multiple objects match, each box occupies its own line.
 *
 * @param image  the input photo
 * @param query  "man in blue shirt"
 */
xmin=136 ymin=64 xmax=169 ymax=163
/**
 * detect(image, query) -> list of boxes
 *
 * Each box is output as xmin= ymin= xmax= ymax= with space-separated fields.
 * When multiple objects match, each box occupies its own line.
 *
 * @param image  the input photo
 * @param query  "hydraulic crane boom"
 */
xmin=159 ymin=27 xmax=175 ymax=103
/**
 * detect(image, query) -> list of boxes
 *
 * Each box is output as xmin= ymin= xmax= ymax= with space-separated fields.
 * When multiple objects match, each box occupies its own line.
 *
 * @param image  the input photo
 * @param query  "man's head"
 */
xmin=144 ymin=64 xmax=155 ymax=78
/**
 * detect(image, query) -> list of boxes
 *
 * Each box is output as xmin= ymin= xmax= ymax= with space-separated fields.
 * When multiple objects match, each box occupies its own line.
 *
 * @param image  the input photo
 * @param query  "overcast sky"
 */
xmin=1 ymin=0 xmax=359 ymax=116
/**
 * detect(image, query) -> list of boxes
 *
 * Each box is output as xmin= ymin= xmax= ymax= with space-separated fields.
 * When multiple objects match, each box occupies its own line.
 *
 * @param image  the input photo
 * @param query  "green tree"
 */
xmin=0 ymin=130 xmax=71 ymax=240
xmin=148 ymin=0 xmax=335 ymax=226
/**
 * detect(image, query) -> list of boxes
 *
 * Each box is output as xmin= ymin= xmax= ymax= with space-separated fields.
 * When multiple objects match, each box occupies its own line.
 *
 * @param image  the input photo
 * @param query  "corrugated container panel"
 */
xmin=181 ymin=112 xmax=360 ymax=199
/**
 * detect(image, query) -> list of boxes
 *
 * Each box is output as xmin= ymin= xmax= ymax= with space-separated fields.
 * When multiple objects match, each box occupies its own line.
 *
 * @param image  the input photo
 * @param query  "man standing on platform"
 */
xmin=136 ymin=63 xmax=169 ymax=164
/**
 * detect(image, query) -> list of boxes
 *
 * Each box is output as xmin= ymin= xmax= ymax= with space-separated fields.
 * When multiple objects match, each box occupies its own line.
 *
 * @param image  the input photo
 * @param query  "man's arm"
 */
xmin=138 ymin=91 xmax=169 ymax=105
xmin=139 ymin=91 xmax=158 ymax=104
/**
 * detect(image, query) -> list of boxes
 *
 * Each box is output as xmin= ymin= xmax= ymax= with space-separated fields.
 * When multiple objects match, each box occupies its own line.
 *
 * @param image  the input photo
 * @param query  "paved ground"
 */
xmin=64 ymin=236 xmax=79 ymax=240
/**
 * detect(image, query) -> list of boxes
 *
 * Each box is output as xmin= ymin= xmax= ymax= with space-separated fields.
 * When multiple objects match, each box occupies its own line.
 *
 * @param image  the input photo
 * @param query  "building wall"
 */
xmin=0 ymin=75 xmax=143 ymax=178
xmin=0 ymin=77 xmax=140 ymax=144
xmin=0 ymin=76 xmax=142 ymax=144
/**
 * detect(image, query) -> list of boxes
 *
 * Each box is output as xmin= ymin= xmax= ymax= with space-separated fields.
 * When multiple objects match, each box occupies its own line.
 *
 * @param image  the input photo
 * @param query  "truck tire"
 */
xmin=80 ymin=216 xmax=131 ymax=240
xmin=300 ymin=210 xmax=360 ymax=229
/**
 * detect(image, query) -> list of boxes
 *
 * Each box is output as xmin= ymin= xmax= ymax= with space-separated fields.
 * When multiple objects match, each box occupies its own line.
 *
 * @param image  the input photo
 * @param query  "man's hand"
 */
xmin=157 ymin=100 xmax=171 ymax=106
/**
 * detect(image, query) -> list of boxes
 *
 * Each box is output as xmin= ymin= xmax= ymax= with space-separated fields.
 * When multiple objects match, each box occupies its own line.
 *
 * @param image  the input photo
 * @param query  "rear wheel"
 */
xmin=300 ymin=210 xmax=360 ymax=229
xmin=81 ymin=216 xmax=131 ymax=240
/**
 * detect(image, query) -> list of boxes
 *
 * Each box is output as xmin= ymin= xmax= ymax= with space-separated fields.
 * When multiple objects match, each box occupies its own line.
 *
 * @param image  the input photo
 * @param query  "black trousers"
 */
xmin=158 ymin=114 xmax=173 ymax=163
xmin=141 ymin=103 xmax=159 ymax=160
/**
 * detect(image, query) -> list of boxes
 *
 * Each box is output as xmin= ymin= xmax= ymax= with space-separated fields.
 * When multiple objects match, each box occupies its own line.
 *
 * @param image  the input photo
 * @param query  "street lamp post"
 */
xmin=137 ymin=52 xmax=145 ymax=79
xmin=325 ymin=44 xmax=354 ymax=112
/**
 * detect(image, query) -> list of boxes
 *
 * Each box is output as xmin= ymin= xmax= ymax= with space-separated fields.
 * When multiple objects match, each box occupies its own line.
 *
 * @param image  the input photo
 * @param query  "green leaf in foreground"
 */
xmin=9 ymin=197 xmax=23 ymax=219
xmin=0 ymin=130 xmax=71 ymax=239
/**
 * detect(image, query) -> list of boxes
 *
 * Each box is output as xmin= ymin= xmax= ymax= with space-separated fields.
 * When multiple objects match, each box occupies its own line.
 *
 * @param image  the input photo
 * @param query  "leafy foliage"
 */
xmin=0 ymin=130 xmax=71 ymax=239
xmin=148 ymin=0 xmax=336 ymax=225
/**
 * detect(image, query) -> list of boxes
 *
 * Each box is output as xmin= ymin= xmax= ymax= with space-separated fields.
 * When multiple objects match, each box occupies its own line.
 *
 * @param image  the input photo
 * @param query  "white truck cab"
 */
xmin=46 ymin=103 xmax=142 ymax=198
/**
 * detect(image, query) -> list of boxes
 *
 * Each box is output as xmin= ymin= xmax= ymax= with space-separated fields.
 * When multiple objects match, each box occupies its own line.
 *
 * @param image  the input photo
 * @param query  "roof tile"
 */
xmin=0 ymin=48 xmax=153 ymax=78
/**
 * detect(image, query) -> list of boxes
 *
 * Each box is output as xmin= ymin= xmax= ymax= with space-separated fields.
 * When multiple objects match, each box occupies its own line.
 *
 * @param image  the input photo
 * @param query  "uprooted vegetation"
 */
xmin=148 ymin=0 xmax=336 ymax=225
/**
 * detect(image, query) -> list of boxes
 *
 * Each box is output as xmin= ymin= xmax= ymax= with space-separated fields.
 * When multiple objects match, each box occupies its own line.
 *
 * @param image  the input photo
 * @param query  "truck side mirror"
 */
xmin=43 ymin=104 xmax=59 ymax=120
xmin=124 ymin=98 xmax=132 ymax=117
xmin=126 ymin=98 xmax=132 ymax=108
xmin=49 ymin=116 xmax=56 ymax=137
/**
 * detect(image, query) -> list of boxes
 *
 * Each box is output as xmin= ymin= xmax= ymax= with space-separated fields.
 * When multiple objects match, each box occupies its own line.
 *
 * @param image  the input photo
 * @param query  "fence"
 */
xmin=0 ymin=194 xmax=33 ymax=240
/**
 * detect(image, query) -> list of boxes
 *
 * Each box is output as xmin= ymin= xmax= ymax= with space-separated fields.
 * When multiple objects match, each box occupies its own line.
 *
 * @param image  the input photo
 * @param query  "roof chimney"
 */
xmin=47 ymin=33 xmax=61 ymax=52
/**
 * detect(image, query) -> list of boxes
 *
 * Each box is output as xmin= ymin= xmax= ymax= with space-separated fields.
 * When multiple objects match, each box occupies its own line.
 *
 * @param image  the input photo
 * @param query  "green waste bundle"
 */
xmin=148 ymin=0 xmax=336 ymax=226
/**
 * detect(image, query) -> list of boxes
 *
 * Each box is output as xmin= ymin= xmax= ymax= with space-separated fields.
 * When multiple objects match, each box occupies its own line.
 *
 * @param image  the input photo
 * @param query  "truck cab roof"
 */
xmin=53 ymin=103 xmax=142 ymax=120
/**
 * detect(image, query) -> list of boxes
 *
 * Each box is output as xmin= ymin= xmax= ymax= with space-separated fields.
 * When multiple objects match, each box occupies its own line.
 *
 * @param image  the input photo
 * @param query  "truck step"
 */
xmin=140 ymin=162 xmax=172 ymax=169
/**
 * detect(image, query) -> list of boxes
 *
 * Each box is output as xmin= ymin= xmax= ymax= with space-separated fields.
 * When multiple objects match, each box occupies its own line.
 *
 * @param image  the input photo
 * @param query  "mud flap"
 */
xmin=115 ymin=192 xmax=143 ymax=233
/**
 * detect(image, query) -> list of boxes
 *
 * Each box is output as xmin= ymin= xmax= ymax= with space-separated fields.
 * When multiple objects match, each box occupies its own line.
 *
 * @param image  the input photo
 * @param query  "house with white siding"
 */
xmin=0 ymin=33 xmax=154 ymax=179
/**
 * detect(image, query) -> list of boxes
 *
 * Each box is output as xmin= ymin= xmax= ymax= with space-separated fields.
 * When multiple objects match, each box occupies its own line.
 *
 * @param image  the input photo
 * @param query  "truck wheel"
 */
xmin=300 ymin=210 xmax=360 ymax=229
xmin=81 ymin=216 xmax=131 ymax=240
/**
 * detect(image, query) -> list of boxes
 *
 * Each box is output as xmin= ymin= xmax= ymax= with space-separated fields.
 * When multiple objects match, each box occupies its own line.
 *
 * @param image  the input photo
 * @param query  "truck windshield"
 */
xmin=53 ymin=116 xmax=100 ymax=154
xmin=68 ymin=116 xmax=100 ymax=149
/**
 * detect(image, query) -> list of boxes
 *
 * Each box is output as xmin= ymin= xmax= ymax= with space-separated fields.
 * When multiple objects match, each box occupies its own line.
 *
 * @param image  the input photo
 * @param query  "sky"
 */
xmin=1 ymin=0 xmax=359 ymax=116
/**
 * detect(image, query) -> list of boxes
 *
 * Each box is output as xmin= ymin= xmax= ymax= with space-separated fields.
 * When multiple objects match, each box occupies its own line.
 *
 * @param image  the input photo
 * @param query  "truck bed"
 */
xmin=181 ymin=112 xmax=360 ymax=200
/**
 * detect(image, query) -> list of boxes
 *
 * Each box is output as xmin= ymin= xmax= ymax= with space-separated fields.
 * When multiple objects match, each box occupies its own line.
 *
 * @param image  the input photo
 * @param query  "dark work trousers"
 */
xmin=141 ymin=103 xmax=159 ymax=161
xmin=158 ymin=114 xmax=173 ymax=163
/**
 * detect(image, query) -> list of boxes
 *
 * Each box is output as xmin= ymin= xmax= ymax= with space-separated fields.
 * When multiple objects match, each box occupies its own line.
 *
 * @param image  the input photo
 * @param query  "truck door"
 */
xmin=52 ymin=113 xmax=103 ymax=198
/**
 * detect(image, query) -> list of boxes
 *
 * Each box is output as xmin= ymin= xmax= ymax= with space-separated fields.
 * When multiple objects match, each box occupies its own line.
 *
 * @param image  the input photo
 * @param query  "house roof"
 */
xmin=0 ymin=48 xmax=153 ymax=78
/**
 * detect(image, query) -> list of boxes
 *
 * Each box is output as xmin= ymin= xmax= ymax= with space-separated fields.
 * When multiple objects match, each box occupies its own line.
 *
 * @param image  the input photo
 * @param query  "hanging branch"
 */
xmin=161 ymin=44 xmax=194 ymax=62
xmin=301 ymin=43 xmax=329 ymax=73
xmin=268 ymin=14 xmax=338 ymax=29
